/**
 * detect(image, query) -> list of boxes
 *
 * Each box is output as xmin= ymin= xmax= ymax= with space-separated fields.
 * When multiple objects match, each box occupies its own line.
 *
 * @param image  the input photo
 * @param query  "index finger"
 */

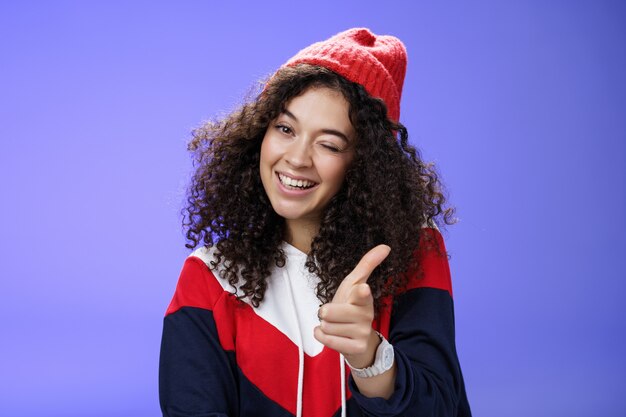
xmin=345 ymin=244 xmax=391 ymax=286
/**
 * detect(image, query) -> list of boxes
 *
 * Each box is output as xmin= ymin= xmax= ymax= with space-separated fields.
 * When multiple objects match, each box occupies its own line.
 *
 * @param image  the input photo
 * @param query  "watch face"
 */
xmin=383 ymin=346 xmax=394 ymax=368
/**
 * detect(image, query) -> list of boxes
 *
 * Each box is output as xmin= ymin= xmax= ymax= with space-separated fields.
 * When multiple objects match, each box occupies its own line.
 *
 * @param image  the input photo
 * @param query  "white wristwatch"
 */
xmin=346 ymin=331 xmax=395 ymax=378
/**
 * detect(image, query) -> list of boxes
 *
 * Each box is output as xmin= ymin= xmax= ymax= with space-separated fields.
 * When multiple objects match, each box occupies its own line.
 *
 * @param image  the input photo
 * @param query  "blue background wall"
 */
xmin=1 ymin=1 xmax=624 ymax=416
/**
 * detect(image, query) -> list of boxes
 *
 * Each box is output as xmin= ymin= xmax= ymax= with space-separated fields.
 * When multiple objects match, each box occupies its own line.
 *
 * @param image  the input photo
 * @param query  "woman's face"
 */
xmin=260 ymin=86 xmax=356 ymax=227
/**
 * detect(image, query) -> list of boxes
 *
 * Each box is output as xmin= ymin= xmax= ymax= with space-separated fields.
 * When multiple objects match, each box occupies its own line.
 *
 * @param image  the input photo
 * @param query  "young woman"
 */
xmin=159 ymin=28 xmax=472 ymax=417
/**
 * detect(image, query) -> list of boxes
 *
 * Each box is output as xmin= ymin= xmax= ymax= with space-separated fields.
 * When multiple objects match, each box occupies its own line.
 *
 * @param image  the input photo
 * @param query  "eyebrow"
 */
xmin=282 ymin=109 xmax=350 ymax=143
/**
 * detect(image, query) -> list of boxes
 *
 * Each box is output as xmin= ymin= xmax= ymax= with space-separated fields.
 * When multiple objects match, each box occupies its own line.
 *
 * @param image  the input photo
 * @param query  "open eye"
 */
xmin=275 ymin=124 xmax=293 ymax=135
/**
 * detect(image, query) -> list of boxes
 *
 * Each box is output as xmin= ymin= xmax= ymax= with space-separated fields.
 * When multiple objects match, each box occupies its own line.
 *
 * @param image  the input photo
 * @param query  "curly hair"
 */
xmin=182 ymin=64 xmax=456 ymax=311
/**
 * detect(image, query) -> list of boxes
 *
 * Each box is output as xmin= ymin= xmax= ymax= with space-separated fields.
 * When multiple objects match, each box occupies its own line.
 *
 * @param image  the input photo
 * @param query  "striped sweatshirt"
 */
xmin=159 ymin=227 xmax=471 ymax=416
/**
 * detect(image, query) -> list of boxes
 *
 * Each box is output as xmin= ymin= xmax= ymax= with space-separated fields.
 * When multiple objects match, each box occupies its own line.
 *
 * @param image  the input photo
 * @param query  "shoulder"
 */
xmin=405 ymin=223 xmax=453 ymax=298
xmin=164 ymin=245 xmax=238 ymax=316
xmin=375 ymin=223 xmax=454 ymax=337
xmin=189 ymin=245 xmax=240 ymax=292
xmin=189 ymin=245 xmax=218 ymax=267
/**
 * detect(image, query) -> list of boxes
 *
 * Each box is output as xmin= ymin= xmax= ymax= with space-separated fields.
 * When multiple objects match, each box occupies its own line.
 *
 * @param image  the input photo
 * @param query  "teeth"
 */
xmin=279 ymin=173 xmax=316 ymax=189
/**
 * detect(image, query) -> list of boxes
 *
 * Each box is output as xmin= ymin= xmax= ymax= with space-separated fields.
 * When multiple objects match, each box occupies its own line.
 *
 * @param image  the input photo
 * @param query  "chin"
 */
xmin=273 ymin=208 xmax=306 ymax=221
xmin=270 ymin=203 xmax=317 ymax=223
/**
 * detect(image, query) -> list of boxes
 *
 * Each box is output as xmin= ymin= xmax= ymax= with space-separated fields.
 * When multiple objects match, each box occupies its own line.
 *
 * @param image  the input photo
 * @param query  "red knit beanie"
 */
xmin=281 ymin=28 xmax=407 ymax=123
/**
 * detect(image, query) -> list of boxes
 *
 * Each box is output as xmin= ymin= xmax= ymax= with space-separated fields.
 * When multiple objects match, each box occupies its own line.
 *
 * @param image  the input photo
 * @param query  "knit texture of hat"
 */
xmin=282 ymin=28 xmax=407 ymax=122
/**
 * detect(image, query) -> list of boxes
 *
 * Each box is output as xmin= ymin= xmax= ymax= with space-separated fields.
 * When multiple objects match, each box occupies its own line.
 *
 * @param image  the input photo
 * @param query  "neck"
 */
xmin=284 ymin=218 xmax=320 ymax=254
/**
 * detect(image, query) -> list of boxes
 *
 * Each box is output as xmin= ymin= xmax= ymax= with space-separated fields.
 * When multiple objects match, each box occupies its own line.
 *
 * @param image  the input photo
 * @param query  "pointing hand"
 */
xmin=314 ymin=245 xmax=391 ymax=366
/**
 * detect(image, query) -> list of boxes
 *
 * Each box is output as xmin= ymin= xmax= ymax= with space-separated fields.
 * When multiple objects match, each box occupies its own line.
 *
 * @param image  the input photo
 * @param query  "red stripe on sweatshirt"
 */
xmin=406 ymin=227 xmax=454 ymax=298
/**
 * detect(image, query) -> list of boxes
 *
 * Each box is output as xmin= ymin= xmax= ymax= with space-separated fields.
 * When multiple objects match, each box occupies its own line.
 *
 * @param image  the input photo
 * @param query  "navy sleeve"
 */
xmin=159 ymin=306 xmax=239 ymax=417
xmin=159 ymin=255 xmax=242 ymax=417
xmin=348 ymin=287 xmax=471 ymax=417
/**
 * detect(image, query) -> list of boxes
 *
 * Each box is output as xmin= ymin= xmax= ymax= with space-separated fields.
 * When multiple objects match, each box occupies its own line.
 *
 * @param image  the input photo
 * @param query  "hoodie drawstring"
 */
xmin=340 ymin=353 xmax=347 ymax=417
xmin=284 ymin=266 xmax=348 ymax=417
xmin=285 ymin=270 xmax=305 ymax=417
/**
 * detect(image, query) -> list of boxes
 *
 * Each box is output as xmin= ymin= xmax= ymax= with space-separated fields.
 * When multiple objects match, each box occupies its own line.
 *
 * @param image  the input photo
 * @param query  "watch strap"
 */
xmin=346 ymin=331 xmax=394 ymax=378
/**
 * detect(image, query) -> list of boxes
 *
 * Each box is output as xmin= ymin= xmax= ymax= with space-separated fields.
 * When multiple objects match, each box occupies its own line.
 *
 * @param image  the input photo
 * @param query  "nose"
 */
xmin=285 ymin=137 xmax=312 ymax=168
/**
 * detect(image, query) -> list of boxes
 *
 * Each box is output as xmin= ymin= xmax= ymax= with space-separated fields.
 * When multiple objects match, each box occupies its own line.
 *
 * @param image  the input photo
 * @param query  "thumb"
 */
xmin=333 ymin=244 xmax=391 ymax=303
xmin=348 ymin=244 xmax=391 ymax=286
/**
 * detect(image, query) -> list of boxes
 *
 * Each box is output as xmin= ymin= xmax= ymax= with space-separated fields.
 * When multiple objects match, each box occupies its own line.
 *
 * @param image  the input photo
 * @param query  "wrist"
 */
xmin=346 ymin=331 xmax=395 ymax=379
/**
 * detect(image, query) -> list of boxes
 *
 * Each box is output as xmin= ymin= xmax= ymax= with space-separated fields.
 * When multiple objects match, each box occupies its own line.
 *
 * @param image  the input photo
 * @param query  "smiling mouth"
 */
xmin=278 ymin=173 xmax=318 ymax=190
